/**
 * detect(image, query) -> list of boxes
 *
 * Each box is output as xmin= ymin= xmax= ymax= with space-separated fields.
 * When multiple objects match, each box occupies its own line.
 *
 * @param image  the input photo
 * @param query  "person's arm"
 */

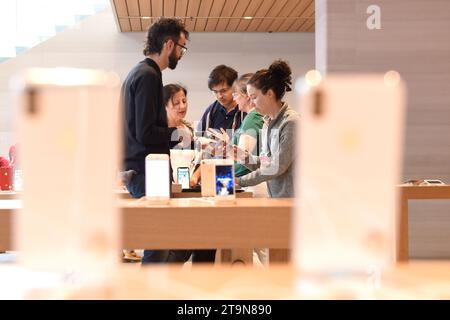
xmin=234 ymin=113 xmax=263 ymax=171
xmin=133 ymin=73 xmax=176 ymax=146
xmin=237 ymin=120 xmax=297 ymax=187
xmin=238 ymin=134 xmax=257 ymax=157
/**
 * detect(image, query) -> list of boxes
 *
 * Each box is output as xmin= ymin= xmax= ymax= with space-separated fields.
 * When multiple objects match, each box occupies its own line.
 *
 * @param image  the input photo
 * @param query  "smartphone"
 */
xmin=146 ymin=154 xmax=170 ymax=199
xmin=295 ymin=73 xmax=406 ymax=272
xmin=215 ymin=161 xmax=235 ymax=199
xmin=200 ymin=159 xmax=235 ymax=199
xmin=177 ymin=167 xmax=190 ymax=190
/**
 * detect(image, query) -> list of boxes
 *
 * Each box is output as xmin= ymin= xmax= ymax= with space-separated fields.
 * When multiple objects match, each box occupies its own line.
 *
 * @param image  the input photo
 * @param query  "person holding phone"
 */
xmin=235 ymin=60 xmax=299 ymax=199
xmin=216 ymin=73 xmax=264 ymax=178
xmin=192 ymin=74 xmax=264 ymax=183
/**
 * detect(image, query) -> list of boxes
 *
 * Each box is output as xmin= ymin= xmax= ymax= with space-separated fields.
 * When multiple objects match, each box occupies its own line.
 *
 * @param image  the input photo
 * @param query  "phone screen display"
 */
xmin=177 ymin=167 xmax=190 ymax=190
xmin=215 ymin=165 xmax=234 ymax=196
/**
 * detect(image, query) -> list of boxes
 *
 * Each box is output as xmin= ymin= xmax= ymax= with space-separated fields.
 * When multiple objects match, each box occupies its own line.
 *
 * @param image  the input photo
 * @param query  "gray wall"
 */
xmin=316 ymin=0 xmax=450 ymax=258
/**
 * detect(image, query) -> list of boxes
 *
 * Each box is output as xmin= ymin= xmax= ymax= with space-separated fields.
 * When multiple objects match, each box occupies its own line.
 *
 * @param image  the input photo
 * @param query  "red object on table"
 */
xmin=0 ymin=167 xmax=13 ymax=191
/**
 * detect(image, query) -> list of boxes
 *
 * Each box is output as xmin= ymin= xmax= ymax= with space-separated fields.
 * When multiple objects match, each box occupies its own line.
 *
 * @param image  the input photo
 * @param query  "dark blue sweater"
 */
xmin=122 ymin=58 xmax=175 ymax=173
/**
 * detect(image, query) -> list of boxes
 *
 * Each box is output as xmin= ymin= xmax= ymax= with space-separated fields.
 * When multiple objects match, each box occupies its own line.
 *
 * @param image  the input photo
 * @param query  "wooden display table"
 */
xmin=2 ymin=262 xmax=450 ymax=299
xmin=397 ymin=185 xmax=450 ymax=262
xmin=0 ymin=198 xmax=293 ymax=263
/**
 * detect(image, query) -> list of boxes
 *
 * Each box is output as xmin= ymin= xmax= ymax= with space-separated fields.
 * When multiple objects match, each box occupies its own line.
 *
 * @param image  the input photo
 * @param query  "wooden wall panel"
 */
xmin=185 ymin=0 xmax=201 ymax=32
xmin=195 ymin=0 xmax=214 ymax=31
xmin=291 ymin=0 xmax=314 ymax=31
xmin=226 ymin=0 xmax=251 ymax=32
xmin=139 ymin=0 xmax=152 ymax=30
xmin=256 ymin=0 xmax=288 ymax=32
xmin=151 ymin=0 xmax=163 ymax=18
xmin=215 ymin=0 xmax=238 ymax=32
xmin=235 ymin=0 xmax=263 ymax=32
xmin=127 ymin=0 xmax=142 ymax=31
xmin=204 ymin=0 xmax=225 ymax=32
xmin=163 ymin=0 xmax=175 ymax=17
xmin=266 ymin=0 xmax=300 ymax=32
xmin=278 ymin=0 xmax=310 ymax=32
xmin=111 ymin=0 xmax=316 ymax=32
xmin=246 ymin=0 xmax=275 ymax=32
xmin=175 ymin=0 xmax=189 ymax=25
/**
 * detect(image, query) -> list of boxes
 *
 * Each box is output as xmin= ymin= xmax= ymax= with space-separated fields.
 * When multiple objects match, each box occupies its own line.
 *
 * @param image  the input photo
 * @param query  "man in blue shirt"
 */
xmin=197 ymin=65 xmax=244 ymax=133
xmin=194 ymin=65 xmax=244 ymax=264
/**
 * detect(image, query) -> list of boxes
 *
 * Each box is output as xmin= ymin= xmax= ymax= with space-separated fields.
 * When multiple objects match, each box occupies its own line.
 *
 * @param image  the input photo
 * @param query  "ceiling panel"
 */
xmin=204 ymin=0 xmax=225 ymax=32
xmin=194 ymin=0 xmax=214 ymax=31
xmin=111 ymin=0 xmax=315 ymax=33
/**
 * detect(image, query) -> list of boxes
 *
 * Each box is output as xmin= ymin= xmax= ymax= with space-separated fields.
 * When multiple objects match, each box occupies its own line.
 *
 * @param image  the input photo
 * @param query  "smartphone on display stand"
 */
xmin=215 ymin=161 xmax=235 ymax=201
xmin=177 ymin=167 xmax=190 ymax=190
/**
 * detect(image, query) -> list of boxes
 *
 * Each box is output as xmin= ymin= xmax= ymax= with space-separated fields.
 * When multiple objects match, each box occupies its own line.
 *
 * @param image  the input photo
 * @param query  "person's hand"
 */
xmin=218 ymin=128 xmax=233 ymax=158
xmin=190 ymin=168 xmax=201 ymax=188
xmin=232 ymin=145 xmax=249 ymax=163
xmin=218 ymin=128 xmax=230 ymax=144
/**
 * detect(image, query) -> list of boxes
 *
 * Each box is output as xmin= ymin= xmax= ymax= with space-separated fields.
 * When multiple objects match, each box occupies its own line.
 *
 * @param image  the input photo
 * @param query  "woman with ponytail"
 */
xmin=235 ymin=59 xmax=299 ymax=198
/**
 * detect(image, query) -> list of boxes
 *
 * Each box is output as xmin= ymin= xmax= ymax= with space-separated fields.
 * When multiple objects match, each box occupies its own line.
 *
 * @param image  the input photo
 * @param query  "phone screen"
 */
xmin=177 ymin=167 xmax=190 ymax=190
xmin=215 ymin=165 xmax=234 ymax=196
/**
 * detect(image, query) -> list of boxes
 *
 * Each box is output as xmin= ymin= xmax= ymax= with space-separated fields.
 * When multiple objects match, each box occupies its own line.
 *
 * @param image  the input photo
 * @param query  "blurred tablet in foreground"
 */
xmin=294 ymin=72 xmax=406 ymax=273
xmin=201 ymin=159 xmax=235 ymax=201
xmin=12 ymin=68 xmax=121 ymax=274
xmin=146 ymin=154 xmax=170 ymax=201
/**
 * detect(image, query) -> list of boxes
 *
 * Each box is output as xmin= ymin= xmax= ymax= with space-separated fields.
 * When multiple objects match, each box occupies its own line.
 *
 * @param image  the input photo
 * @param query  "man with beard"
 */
xmin=121 ymin=18 xmax=190 ymax=264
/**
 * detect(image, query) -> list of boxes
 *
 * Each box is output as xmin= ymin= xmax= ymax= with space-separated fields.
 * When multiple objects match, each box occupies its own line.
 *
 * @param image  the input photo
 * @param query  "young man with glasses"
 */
xmin=197 ymin=65 xmax=244 ymax=134
xmin=121 ymin=18 xmax=190 ymax=264
xmin=193 ymin=65 xmax=244 ymax=264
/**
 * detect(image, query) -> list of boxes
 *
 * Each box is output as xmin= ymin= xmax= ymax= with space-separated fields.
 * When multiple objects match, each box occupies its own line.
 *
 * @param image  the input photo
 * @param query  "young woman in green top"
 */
xmin=218 ymin=73 xmax=264 ymax=177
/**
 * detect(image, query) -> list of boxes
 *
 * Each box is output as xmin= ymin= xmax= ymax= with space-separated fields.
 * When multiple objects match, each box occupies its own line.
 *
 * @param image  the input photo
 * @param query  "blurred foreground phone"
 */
xmin=201 ymin=159 xmax=235 ymax=199
xmin=295 ymin=73 xmax=406 ymax=273
xmin=146 ymin=154 xmax=170 ymax=200
xmin=14 ymin=68 xmax=121 ymax=272
xmin=215 ymin=160 xmax=235 ymax=200
xmin=177 ymin=167 xmax=190 ymax=190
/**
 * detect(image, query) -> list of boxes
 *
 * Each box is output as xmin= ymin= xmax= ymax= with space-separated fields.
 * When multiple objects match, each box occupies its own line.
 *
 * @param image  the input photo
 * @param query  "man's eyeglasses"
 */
xmin=212 ymin=87 xmax=232 ymax=95
xmin=176 ymin=43 xmax=188 ymax=56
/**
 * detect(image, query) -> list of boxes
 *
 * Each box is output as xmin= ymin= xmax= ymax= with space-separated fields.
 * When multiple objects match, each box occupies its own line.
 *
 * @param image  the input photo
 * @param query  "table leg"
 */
xmin=397 ymin=193 xmax=409 ymax=262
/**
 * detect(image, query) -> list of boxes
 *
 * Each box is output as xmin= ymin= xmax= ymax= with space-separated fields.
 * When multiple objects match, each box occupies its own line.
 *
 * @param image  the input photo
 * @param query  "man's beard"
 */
xmin=168 ymin=50 xmax=179 ymax=70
